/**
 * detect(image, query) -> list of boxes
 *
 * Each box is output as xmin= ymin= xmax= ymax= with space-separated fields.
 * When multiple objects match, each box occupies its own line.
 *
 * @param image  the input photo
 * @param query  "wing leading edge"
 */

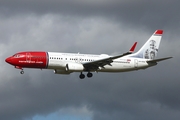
xmin=83 ymin=42 xmax=137 ymax=71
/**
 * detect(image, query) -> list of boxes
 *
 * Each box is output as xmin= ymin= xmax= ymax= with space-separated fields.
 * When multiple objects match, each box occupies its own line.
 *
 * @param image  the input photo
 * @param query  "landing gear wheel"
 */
xmin=20 ymin=71 xmax=24 ymax=74
xmin=87 ymin=72 xmax=93 ymax=78
xmin=79 ymin=73 xmax=85 ymax=79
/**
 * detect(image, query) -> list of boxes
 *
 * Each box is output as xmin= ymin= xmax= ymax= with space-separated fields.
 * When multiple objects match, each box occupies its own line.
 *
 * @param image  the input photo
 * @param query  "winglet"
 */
xmin=129 ymin=42 xmax=137 ymax=53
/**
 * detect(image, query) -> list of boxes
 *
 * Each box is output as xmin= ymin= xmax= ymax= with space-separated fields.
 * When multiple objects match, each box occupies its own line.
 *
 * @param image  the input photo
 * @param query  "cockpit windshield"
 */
xmin=13 ymin=54 xmax=24 ymax=58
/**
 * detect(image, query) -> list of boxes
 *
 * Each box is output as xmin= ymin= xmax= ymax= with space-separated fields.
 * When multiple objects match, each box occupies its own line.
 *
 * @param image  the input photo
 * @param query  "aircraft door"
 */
xmin=134 ymin=59 xmax=138 ymax=68
xmin=26 ymin=53 xmax=31 ymax=62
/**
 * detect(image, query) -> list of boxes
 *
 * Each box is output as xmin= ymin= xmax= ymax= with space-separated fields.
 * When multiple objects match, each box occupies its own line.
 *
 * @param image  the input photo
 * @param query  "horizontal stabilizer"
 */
xmin=147 ymin=57 xmax=172 ymax=63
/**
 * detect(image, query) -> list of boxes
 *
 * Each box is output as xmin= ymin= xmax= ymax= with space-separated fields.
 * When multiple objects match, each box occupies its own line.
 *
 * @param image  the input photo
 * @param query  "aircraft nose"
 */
xmin=5 ymin=57 xmax=12 ymax=64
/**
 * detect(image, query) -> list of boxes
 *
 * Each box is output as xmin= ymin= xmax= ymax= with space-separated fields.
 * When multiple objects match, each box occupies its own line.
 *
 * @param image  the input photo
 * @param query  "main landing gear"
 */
xmin=79 ymin=72 xmax=93 ymax=79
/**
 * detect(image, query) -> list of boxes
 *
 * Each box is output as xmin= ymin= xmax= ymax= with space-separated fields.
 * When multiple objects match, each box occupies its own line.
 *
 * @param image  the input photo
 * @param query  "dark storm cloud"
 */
xmin=0 ymin=0 xmax=180 ymax=120
xmin=1 ymin=0 xmax=180 ymax=32
xmin=1 ymin=66 xmax=179 ymax=120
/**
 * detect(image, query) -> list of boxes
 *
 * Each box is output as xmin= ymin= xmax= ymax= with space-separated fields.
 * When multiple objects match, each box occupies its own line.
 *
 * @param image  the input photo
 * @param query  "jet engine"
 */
xmin=54 ymin=69 xmax=72 ymax=74
xmin=66 ymin=63 xmax=84 ymax=72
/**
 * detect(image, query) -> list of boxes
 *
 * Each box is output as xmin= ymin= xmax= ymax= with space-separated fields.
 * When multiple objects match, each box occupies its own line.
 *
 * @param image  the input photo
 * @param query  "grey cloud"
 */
xmin=0 ymin=0 xmax=179 ymax=120
xmin=1 ymin=0 xmax=180 ymax=32
xmin=1 ymin=61 xmax=179 ymax=120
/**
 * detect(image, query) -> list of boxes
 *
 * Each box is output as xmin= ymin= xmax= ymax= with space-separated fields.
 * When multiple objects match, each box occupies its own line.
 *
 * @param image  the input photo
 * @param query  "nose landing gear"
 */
xmin=15 ymin=66 xmax=24 ymax=74
xmin=20 ymin=70 xmax=24 ymax=74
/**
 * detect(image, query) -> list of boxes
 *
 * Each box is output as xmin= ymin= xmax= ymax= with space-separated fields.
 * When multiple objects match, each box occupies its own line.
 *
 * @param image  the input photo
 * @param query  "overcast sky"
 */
xmin=0 ymin=0 xmax=180 ymax=120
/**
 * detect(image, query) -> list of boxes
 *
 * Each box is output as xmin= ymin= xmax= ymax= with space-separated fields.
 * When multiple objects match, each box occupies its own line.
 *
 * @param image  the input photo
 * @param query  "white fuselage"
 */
xmin=47 ymin=52 xmax=151 ymax=72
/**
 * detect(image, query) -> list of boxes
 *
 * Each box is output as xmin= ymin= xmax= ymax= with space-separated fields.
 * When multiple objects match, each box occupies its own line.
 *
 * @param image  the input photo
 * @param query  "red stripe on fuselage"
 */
xmin=7 ymin=51 xmax=48 ymax=69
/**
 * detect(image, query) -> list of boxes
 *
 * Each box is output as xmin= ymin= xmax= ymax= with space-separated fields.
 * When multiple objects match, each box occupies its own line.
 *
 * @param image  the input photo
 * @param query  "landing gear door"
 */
xmin=134 ymin=59 xmax=138 ymax=68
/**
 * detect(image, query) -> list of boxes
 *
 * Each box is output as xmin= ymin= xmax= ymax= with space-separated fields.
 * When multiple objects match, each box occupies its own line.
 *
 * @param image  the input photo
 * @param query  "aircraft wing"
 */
xmin=83 ymin=42 xmax=137 ymax=71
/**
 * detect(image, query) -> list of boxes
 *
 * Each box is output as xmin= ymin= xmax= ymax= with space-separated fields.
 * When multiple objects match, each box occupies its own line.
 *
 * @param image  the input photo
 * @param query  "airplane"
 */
xmin=5 ymin=30 xmax=172 ymax=79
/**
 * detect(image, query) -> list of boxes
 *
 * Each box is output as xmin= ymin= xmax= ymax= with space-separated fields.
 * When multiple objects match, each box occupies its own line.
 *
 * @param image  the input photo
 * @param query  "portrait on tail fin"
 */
xmin=130 ymin=30 xmax=162 ymax=59
xmin=144 ymin=40 xmax=158 ymax=59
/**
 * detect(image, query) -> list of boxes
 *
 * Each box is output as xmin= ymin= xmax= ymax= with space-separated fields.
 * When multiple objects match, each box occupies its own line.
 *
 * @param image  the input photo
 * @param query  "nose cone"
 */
xmin=5 ymin=57 xmax=12 ymax=64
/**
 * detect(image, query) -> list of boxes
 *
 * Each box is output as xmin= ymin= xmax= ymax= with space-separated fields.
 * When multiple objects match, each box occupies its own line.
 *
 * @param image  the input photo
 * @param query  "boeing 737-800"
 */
xmin=5 ymin=30 xmax=172 ymax=79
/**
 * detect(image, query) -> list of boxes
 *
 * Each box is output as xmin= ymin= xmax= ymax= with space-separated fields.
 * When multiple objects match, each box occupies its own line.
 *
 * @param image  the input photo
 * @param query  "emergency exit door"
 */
xmin=134 ymin=59 xmax=138 ymax=68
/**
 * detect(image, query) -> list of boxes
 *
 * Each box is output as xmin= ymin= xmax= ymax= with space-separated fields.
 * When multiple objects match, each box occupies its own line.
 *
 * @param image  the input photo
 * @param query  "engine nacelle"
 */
xmin=66 ymin=63 xmax=84 ymax=72
xmin=54 ymin=69 xmax=71 ymax=74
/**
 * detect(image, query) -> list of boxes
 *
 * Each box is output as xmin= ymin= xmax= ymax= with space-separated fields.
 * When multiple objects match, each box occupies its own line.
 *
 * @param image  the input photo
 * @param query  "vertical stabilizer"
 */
xmin=131 ymin=30 xmax=163 ymax=59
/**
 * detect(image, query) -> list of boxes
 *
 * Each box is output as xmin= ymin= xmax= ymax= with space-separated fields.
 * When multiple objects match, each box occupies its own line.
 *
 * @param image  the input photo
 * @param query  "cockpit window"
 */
xmin=13 ymin=54 xmax=24 ymax=58
xmin=13 ymin=54 xmax=19 ymax=58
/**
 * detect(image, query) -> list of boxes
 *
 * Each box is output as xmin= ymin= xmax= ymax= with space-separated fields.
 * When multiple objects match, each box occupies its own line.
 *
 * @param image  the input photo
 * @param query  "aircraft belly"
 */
xmin=98 ymin=62 xmax=135 ymax=72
